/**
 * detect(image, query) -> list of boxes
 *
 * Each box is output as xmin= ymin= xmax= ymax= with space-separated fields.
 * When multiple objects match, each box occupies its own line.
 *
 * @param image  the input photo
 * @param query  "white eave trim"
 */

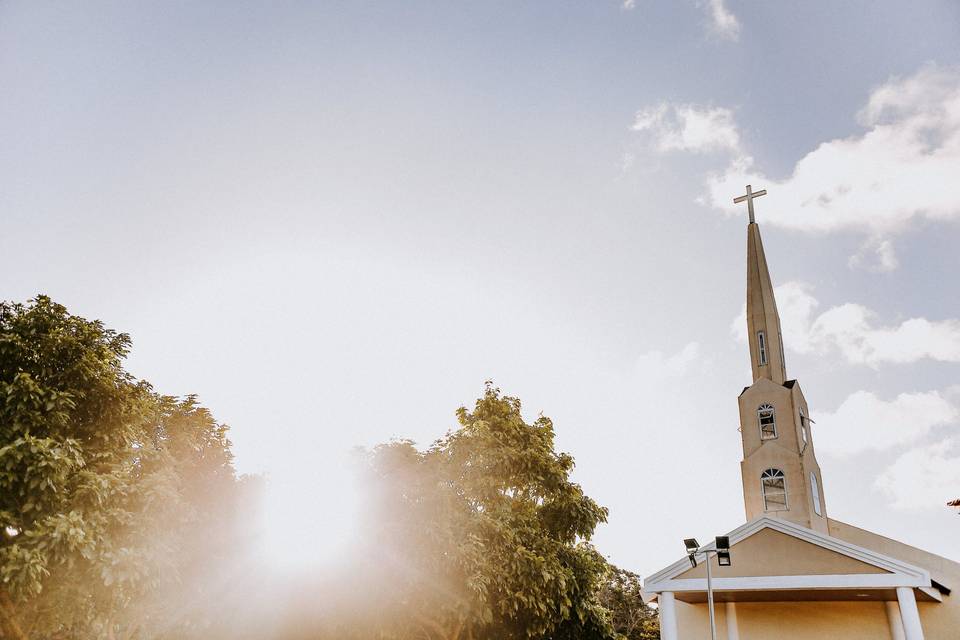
xmin=644 ymin=516 xmax=932 ymax=592
xmin=919 ymin=586 xmax=945 ymax=602
xmin=645 ymin=573 xmax=930 ymax=594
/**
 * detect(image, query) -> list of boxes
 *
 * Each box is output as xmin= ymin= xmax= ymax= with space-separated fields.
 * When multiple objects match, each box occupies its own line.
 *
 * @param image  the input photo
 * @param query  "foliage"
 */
xmin=334 ymin=383 xmax=616 ymax=640
xmin=0 ymin=297 xmax=659 ymax=640
xmin=596 ymin=566 xmax=659 ymax=640
xmin=0 ymin=296 xmax=250 ymax=639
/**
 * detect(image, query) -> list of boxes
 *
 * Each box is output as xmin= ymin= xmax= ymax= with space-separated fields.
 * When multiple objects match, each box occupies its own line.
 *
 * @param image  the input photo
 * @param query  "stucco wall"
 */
xmin=676 ymin=600 xmax=893 ymax=640
xmin=738 ymin=379 xmax=829 ymax=535
xmin=677 ymin=528 xmax=888 ymax=579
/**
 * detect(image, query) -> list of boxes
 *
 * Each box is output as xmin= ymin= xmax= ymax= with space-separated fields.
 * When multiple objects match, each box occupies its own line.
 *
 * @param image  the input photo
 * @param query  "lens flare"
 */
xmin=259 ymin=456 xmax=360 ymax=571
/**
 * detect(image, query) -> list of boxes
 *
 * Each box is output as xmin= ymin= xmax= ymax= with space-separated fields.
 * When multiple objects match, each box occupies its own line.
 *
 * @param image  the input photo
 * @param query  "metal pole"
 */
xmin=705 ymin=550 xmax=717 ymax=640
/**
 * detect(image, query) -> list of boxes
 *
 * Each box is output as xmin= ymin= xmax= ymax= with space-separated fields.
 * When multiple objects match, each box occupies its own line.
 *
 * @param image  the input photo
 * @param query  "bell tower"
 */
xmin=734 ymin=186 xmax=828 ymax=534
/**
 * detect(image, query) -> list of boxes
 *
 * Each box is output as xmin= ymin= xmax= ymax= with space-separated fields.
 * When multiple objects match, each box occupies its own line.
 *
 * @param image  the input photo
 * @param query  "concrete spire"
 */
xmin=735 ymin=189 xmax=828 ymax=533
xmin=746 ymin=222 xmax=787 ymax=384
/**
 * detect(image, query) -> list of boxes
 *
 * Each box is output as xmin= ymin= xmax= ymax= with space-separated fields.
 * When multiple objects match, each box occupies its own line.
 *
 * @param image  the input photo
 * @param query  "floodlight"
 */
xmin=715 ymin=536 xmax=731 ymax=566
xmin=683 ymin=538 xmax=699 ymax=568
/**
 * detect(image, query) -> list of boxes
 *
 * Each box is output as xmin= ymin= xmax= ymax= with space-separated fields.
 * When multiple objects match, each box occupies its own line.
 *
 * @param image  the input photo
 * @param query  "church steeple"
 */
xmin=746 ymin=221 xmax=787 ymax=384
xmin=734 ymin=186 xmax=829 ymax=534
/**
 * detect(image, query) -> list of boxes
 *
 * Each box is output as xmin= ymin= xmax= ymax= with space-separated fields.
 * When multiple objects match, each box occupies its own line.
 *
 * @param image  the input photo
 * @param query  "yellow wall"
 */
xmin=676 ymin=600 xmax=893 ymax=640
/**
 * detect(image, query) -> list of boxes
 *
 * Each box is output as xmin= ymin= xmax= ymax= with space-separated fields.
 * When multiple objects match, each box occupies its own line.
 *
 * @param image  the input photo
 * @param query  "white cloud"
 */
xmin=875 ymin=437 xmax=960 ymax=509
xmin=622 ymin=0 xmax=740 ymax=41
xmin=704 ymin=0 xmax=740 ymax=41
xmin=812 ymin=305 xmax=960 ymax=365
xmin=731 ymin=281 xmax=960 ymax=366
xmin=635 ymin=341 xmax=703 ymax=377
xmin=847 ymin=237 xmax=899 ymax=273
xmin=704 ymin=64 xmax=960 ymax=236
xmin=815 ymin=390 xmax=958 ymax=457
xmin=631 ymin=103 xmax=741 ymax=154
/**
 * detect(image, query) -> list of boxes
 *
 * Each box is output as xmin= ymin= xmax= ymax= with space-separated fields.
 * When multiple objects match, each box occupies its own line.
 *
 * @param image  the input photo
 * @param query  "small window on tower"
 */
xmin=762 ymin=469 xmax=787 ymax=511
xmin=757 ymin=331 xmax=768 ymax=365
xmin=758 ymin=404 xmax=777 ymax=440
xmin=810 ymin=472 xmax=822 ymax=516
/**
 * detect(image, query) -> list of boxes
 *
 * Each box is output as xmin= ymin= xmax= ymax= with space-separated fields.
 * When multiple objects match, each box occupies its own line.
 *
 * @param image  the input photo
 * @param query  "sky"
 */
xmin=2 ymin=1 xmax=960 ymax=577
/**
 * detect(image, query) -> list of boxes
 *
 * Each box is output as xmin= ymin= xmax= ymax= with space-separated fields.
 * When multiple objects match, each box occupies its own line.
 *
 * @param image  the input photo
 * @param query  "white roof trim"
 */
xmin=644 ymin=516 xmax=932 ymax=595
xmin=659 ymin=574 xmax=930 ymax=592
xmin=919 ymin=586 xmax=944 ymax=602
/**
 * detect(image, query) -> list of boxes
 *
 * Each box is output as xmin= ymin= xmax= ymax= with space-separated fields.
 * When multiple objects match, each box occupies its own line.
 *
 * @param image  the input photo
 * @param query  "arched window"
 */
xmin=810 ymin=472 xmax=822 ymax=516
xmin=799 ymin=407 xmax=809 ymax=447
xmin=758 ymin=404 xmax=777 ymax=440
xmin=761 ymin=469 xmax=787 ymax=511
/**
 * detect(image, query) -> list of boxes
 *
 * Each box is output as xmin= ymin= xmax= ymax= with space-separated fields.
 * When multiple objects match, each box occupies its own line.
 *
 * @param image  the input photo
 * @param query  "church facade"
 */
xmin=642 ymin=189 xmax=960 ymax=639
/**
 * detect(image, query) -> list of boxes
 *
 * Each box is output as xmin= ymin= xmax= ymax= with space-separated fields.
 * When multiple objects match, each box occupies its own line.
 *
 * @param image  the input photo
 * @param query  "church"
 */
xmin=642 ymin=187 xmax=960 ymax=640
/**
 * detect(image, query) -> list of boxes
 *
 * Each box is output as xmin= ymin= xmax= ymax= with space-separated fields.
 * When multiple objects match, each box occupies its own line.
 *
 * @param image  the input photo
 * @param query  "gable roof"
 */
xmin=675 ymin=527 xmax=891 ymax=579
xmin=643 ymin=516 xmax=937 ymax=602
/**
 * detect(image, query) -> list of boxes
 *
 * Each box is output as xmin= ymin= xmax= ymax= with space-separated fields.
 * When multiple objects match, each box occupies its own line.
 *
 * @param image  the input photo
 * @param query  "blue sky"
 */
xmin=2 ymin=1 xmax=960 ymax=575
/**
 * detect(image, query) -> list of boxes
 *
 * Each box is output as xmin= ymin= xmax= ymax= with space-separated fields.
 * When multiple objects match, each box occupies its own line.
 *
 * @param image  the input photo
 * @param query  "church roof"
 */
xmin=737 ymin=378 xmax=799 ymax=397
xmin=642 ymin=516 xmax=942 ymax=604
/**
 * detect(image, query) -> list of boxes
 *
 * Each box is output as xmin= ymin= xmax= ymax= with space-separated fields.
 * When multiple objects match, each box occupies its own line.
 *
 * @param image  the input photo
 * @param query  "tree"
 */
xmin=596 ymin=565 xmax=659 ymax=640
xmin=103 ymin=395 xmax=257 ymax=640
xmin=0 ymin=296 xmax=249 ymax=639
xmin=1 ymin=297 xmax=658 ymax=639
xmin=334 ymin=383 xmax=615 ymax=640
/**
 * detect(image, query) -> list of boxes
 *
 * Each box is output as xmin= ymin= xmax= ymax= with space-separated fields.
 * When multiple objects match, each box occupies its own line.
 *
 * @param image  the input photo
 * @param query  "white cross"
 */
xmin=733 ymin=184 xmax=767 ymax=224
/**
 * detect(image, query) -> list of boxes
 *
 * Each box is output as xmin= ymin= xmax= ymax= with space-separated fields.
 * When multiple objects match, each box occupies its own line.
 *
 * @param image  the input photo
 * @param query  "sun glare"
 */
xmin=259 ymin=458 xmax=361 ymax=571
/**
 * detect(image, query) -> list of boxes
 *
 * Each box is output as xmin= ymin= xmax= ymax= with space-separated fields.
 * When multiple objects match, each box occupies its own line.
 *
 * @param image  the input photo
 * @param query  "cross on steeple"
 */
xmin=734 ymin=184 xmax=767 ymax=224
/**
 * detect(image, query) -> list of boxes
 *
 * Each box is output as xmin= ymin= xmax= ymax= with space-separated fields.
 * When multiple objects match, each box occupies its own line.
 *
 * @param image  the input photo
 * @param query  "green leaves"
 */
xmin=0 ymin=298 xmax=656 ymax=640
xmin=594 ymin=566 xmax=660 ymax=640
xmin=0 ymin=435 xmax=85 ymax=531
xmin=350 ymin=384 xmax=617 ymax=640
xmin=0 ymin=296 xmax=247 ymax=639
xmin=0 ymin=544 xmax=48 ymax=598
